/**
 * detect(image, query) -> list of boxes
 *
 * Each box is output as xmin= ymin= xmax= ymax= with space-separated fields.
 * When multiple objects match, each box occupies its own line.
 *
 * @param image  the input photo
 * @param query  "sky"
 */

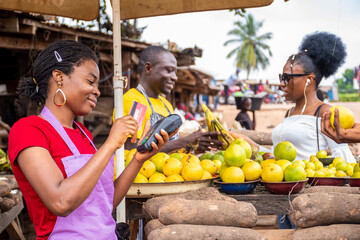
xmin=106 ymin=0 xmax=360 ymax=86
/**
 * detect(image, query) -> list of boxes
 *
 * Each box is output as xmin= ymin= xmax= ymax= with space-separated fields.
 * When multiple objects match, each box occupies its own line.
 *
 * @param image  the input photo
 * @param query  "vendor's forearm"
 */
xmin=113 ymin=158 xmax=143 ymax=206
xmin=160 ymin=138 xmax=187 ymax=153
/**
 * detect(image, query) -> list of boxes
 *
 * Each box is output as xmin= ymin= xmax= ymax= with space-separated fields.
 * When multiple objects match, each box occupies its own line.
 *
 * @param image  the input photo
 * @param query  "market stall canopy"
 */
xmin=0 ymin=0 xmax=99 ymax=21
xmin=118 ymin=0 xmax=274 ymax=20
xmin=0 ymin=0 xmax=274 ymax=21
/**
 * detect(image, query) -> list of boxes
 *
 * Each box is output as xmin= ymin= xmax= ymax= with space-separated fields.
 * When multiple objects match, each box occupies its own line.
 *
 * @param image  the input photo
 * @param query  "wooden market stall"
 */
xmin=0 ymin=10 xmax=218 ymax=147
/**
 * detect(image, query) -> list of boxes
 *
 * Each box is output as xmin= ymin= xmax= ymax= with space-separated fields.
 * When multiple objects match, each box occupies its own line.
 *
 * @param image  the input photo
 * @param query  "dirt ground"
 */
xmin=217 ymin=102 xmax=360 ymax=134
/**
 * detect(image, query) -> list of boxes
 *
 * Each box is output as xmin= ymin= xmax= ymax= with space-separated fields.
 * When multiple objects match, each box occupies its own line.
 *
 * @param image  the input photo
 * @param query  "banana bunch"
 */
xmin=0 ymin=149 xmax=11 ymax=172
xmin=202 ymin=104 xmax=234 ymax=148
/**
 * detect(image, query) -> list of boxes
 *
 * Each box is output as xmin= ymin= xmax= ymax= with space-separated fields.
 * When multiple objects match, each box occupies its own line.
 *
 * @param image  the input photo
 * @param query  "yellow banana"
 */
xmin=202 ymin=104 xmax=234 ymax=148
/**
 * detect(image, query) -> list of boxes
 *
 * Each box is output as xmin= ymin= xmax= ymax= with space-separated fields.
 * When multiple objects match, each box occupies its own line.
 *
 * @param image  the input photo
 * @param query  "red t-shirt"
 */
xmin=8 ymin=115 xmax=96 ymax=240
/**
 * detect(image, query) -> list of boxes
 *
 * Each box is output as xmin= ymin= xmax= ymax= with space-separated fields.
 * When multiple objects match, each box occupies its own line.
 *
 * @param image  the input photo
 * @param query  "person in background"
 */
xmin=316 ymin=89 xmax=325 ymax=101
xmin=223 ymin=68 xmax=240 ymax=104
xmin=235 ymin=97 xmax=255 ymax=130
xmin=8 ymin=40 xmax=170 ymax=239
xmin=256 ymin=79 xmax=264 ymax=94
xmin=122 ymin=46 xmax=223 ymax=153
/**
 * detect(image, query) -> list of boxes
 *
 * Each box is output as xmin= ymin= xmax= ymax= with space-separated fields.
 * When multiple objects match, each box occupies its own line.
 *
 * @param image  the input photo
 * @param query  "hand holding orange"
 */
xmin=329 ymin=106 xmax=355 ymax=130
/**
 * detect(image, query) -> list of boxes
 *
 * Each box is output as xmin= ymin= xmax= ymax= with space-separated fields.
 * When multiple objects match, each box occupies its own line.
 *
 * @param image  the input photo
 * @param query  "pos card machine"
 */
xmin=137 ymin=114 xmax=183 ymax=153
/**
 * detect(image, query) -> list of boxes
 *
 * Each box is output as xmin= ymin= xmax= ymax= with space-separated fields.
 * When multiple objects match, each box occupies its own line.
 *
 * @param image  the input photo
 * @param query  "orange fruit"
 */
xmin=275 ymin=159 xmax=292 ymax=172
xmin=329 ymin=105 xmax=355 ymax=130
xmin=261 ymin=163 xmax=283 ymax=182
xmin=169 ymin=153 xmax=183 ymax=161
xmin=200 ymin=160 xmax=217 ymax=175
xmin=165 ymin=174 xmax=184 ymax=182
xmin=139 ymin=160 xmax=156 ymax=178
xmin=150 ymin=152 xmax=169 ymax=173
xmin=241 ymin=161 xmax=262 ymax=181
xmin=180 ymin=154 xmax=200 ymax=166
xmin=133 ymin=173 xmax=148 ymax=183
xmin=284 ymin=163 xmax=306 ymax=182
xmin=181 ymin=162 xmax=203 ymax=181
xmin=201 ymin=171 xmax=213 ymax=180
xmin=316 ymin=150 xmax=327 ymax=159
xmin=162 ymin=158 xmax=183 ymax=177
xmin=148 ymin=172 xmax=166 ymax=183
xmin=224 ymin=143 xmax=246 ymax=167
xmin=221 ymin=166 xmax=245 ymax=183
xmin=274 ymin=141 xmax=297 ymax=161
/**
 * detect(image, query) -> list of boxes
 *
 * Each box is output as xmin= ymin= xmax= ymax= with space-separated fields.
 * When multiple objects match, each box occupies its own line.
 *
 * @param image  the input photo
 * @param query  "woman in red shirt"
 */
xmin=8 ymin=40 xmax=170 ymax=239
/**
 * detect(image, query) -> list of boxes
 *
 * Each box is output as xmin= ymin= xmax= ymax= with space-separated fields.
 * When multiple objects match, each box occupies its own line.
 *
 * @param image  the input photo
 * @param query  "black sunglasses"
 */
xmin=279 ymin=73 xmax=309 ymax=85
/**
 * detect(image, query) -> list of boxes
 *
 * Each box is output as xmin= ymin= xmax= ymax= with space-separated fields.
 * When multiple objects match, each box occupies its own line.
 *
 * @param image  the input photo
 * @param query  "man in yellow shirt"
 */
xmin=121 ymin=46 xmax=223 ymax=152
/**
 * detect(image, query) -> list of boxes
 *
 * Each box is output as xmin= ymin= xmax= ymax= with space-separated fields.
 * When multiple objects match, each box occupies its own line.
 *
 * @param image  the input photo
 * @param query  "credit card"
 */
xmin=129 ymin=101 xmax=147 ymax=127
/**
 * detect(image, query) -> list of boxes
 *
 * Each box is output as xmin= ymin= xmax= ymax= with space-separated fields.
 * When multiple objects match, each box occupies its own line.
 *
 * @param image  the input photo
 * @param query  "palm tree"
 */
xmin=224 ymin=14 xmax=272 ymax=78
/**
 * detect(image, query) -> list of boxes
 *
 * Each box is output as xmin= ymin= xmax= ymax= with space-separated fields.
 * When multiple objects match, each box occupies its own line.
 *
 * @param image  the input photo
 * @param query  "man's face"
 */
xmin=148 ymin=52 xmax=177 ymax=96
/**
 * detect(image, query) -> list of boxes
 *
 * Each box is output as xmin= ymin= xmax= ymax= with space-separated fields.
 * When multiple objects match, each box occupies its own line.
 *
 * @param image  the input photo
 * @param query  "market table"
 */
xmin=125 ymin=184 xmax=299 ymax=220
xmin=0 ymin=190 xmax=25 ymax=240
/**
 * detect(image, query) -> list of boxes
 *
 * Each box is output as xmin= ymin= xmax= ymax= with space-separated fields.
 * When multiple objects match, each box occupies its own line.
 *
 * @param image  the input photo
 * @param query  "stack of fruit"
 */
xmin=305 ymin=151 xmax=360 ymax=179
xmin=216 ymin=138 xmax=262 ymax=183
xmin=124 ymin=149 xmax=220 ymax=183
xmin=259 ymin=141 xmax=307 ymax=183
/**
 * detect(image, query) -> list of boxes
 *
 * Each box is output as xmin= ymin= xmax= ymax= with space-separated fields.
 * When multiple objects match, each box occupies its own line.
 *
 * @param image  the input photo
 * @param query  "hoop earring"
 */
xmin=53 ymin=82 xmax=66 ymax=107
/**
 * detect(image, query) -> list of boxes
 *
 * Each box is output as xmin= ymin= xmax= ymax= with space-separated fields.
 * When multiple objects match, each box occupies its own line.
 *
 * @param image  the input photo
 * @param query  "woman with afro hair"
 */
xmin=273 ymin=31 xmax=356 ymax=229
xmin=271 ymin=31 xmax=355 ymax=162
xmin=231 ymin=32 xmax=356 ymax=227
xmin=8 ymin=40 xmax=170 ymax=239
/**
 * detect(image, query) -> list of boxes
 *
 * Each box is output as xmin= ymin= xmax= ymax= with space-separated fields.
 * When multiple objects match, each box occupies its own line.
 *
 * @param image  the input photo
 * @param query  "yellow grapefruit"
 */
xmin=261 ymin=163 xmax=283 ymax=182
xmin=150 ymin=152 xmax=169 ymax=173
xmin=165 ymin=174 xmax=184 ymax=182
xmin=200 ymin=160 xmax=217 ymax=175
xmin=284 ymin=163 xmax=306 ymax=182
xmin=134 ymin=173 xmax=148 ymax=183
xmin=329 ymin=105 xmax=355 ymax=130
xmin=169 ymin=152 xmax=184 ymax=161
xmin=274 ymin=141 xmax=297 ymax=161
xmin=162 ymin=158 xmax=183 ymax=177
xmin=139 ymin=160 xmax=156 ymax=178
xmin=201 ymin=171 xmax=213 ymax=180
xmin=181 ymin=162 xmax=203 ymax=181
xmin=316 ymin=150 xmax=328 ymax=159
xmin=276 ymin=159 xmax=292 ymax=172
xmin=221 ymin=166 xmax=245 ymax=183
xmin=180 ymin=154 xmax=200 ymax=166
xmin=224 ymin=143 xmax=246 ymax=167
xmin=149 ymin=172 xmax=166 ymax=183
xmin=241 ymin=161 xmax=262 ymax=181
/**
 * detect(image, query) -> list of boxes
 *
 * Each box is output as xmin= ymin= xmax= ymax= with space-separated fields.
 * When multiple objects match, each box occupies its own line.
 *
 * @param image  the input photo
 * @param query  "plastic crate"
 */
xmin=235 ymin=97 xmax=263 ymax=111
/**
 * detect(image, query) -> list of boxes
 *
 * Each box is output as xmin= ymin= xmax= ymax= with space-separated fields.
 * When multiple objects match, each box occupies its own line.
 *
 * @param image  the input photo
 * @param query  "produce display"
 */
xmin=125 ymin=150 xmax=220 ymax=183
xmin=126 ymin=105 xmax=359 ymax=192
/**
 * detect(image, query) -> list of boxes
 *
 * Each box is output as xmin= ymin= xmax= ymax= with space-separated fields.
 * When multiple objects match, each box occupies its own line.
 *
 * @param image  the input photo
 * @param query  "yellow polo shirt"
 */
xmin=113 ymin=88 xmax=174 ymax=139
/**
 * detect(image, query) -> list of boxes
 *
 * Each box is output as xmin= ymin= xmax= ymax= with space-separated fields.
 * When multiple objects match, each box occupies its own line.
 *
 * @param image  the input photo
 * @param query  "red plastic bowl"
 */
xmin=261 ymin=179 xmax=308 ymax=195
xmin=347 ymin=178 xmax=360 ymax=187
xmin=308 ymin=177 xmax=346 ymax=186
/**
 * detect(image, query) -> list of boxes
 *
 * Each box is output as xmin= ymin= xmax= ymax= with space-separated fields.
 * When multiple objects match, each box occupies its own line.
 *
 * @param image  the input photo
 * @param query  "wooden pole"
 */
xmin=112 ymin=0 xmax=126 ymax=223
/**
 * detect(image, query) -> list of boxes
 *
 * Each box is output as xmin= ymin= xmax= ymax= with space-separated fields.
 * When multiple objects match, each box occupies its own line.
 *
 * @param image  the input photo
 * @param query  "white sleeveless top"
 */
xmin=271 ymin=114 xmax=356 ymax=163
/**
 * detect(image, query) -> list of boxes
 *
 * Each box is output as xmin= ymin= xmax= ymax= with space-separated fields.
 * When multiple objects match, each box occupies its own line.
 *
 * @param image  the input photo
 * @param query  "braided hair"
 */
xmin=18 ymin=40 xmax=98 ymax=105
xmin=288 ymin=31 xmax=346 ymax=86
xmin=137 ymin=46 xmax=170 ymax=74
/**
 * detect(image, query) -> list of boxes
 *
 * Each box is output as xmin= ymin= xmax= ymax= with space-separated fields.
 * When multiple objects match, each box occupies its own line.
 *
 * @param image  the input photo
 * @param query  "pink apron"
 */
xmin=41 ymin=107 xmax=117 ymax=240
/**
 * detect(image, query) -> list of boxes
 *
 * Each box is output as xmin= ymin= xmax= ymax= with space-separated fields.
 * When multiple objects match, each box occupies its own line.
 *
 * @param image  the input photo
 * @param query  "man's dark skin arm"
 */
xmin=321 ymin=109 xmax=360 ymax=143
xmin=125 ymin=131 xmax=224 ymax=153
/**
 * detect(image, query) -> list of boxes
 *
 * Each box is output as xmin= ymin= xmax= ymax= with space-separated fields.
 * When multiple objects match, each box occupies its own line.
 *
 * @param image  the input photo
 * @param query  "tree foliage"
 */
xmin=224 ymin=14 xmax=272 ymax=78
xmin=336 ymin=68 xmax=355 ymax=91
